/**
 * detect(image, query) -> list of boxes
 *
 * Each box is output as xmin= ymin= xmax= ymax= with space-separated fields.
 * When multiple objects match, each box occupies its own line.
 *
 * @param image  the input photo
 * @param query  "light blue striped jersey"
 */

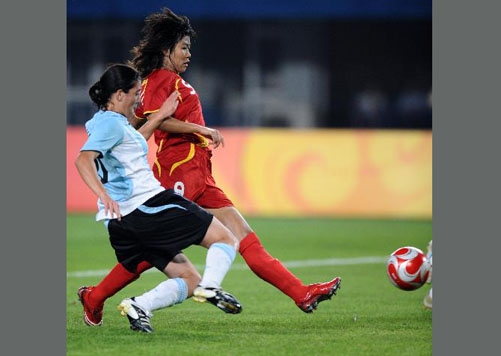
xmin=80 ymin=110 xmax=164 ymax=221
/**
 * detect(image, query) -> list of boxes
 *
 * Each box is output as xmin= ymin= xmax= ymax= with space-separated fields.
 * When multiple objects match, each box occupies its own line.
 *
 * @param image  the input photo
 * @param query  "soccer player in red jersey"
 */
xmin=78 ymin=8 xmax=341 ymax=326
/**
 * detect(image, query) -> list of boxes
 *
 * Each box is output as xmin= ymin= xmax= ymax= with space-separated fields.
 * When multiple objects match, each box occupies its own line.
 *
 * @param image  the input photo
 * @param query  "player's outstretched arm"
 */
xmin=157 ymin=119 xmax=225 ymax=148
xmin=75 ymin=151 xmax=122 ymax=220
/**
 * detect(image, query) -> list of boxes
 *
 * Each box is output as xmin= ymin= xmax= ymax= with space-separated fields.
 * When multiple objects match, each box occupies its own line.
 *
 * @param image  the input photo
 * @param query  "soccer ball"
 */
xmin=387 ymin=246 xmax=430 ymax=291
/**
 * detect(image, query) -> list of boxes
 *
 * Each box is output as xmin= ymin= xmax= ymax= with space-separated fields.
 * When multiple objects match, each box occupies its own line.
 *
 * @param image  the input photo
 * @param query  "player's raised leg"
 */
xmin=118 ymin=254 xmax=200 ymax=333
xmin=208 ymin=206 xmax=341 ymax=313
xmin=118 ymin=216 xmax=241 ymax=333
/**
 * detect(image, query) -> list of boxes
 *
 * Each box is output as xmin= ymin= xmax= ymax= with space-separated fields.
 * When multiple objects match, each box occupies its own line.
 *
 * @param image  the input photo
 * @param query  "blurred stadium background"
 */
xmin=67 ymin=0 xmax=432 ymax=219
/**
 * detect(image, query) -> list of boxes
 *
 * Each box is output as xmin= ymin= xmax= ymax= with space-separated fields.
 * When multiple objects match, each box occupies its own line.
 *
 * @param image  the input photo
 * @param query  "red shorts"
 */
xmin=152 ymin=143 xmax=233 ymax=209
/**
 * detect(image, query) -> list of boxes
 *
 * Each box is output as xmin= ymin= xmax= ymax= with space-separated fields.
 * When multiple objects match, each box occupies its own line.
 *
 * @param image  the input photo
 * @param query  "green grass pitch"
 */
xmin=67 ymin=214 xmax=432 ymax=355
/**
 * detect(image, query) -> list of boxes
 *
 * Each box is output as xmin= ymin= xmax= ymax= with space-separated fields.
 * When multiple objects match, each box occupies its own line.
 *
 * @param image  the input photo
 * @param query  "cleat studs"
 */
xmin=117 ymin=303 xmax=129 ymax=316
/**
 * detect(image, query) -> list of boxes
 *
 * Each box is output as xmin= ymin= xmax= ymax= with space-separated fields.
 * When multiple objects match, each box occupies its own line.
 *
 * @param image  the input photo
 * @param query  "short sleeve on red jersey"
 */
xmin=136 ymin=71 xmax=177 ymax=119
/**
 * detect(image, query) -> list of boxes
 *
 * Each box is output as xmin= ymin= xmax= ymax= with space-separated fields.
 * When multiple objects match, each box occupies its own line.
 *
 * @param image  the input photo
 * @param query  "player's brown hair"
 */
xmin=89 ymin=64 xmax=140 ymax=110
xmin=131 ymin=8 xmax=196 ymax=78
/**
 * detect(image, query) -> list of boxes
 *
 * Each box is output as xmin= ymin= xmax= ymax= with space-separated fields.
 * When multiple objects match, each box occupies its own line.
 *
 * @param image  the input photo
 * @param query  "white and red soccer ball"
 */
xmin=387 ymin=246 xmax=430 ymax=291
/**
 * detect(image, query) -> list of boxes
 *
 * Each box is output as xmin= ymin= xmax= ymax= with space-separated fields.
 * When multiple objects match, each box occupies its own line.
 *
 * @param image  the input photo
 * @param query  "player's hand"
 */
xmin=158 ymin=91 xmax=180 ymax=119
xmin=200 ymin=127 xmax=225 ymax=149
xmin=99 ymin=191 xmax=122 ymax=221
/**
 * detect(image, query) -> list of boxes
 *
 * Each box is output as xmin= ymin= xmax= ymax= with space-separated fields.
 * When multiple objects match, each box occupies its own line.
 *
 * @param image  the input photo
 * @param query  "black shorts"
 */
xmin=107 ymin=189 xmax=213 ymax=273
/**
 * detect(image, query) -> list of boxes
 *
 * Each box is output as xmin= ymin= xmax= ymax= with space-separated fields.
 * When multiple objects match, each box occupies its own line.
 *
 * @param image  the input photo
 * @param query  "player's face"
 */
xmin=124 ymin=81 xmax=141 ymax=111
xmin=165 ymin=36 xmax=191 ymax=73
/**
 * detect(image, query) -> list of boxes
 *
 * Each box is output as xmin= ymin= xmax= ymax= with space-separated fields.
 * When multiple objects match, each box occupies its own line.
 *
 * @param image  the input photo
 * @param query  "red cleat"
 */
xmin=77 ymin=286 xmax=103 ymax=326
xmin=296 ymin=277 xmax=341 ymax=313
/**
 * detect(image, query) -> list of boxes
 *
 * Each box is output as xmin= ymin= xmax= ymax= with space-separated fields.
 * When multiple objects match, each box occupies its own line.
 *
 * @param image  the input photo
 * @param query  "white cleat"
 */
xmin=117 ymin=297 xmax=154 ymax=333
xmin=192 ymin=286 xmax=242 ymax=314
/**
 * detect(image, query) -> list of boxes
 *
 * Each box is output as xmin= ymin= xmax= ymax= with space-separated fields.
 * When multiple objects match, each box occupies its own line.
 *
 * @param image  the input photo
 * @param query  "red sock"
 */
xmin=88 ymin=261 xmax=153 ymax=306
xmin=239 ymin=232 xmax=308 ymax=302
xmin=135 ymin=261 xmax=154 ymax=275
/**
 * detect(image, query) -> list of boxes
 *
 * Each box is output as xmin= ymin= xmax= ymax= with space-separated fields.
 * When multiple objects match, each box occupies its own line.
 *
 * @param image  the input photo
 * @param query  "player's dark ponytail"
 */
xmin=88 ymin=81 xmax=107 ymax=109
xmin=89 ymin=64 xmax=140 ymax=110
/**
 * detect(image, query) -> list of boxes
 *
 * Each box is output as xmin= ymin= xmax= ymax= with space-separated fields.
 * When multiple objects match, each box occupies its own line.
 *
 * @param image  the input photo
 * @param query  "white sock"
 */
xmin=134 ymin=278 xmax=188 ymax=312
xmin=200 ymin=242 xmax=236 ymax=289
xmin=429 ymin=288 xmax=432 ymax=299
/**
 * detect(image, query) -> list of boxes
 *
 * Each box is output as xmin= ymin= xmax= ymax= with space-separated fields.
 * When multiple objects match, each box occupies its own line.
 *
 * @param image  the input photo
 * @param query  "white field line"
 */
xmin=67 ymin=256 xmax=387 ymax=278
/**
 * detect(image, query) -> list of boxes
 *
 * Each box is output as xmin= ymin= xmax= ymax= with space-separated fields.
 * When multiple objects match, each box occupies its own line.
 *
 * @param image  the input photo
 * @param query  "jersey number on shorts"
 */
xmin=174 ymin=181 xmax=185 ymax=196
xmin=94 ymin=158 xmax=108 ymax=184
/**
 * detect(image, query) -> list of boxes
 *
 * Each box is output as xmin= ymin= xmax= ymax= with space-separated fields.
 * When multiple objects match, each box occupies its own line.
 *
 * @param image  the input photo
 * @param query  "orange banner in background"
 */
xmin=67 ymin=128 xmax=431 ymax=218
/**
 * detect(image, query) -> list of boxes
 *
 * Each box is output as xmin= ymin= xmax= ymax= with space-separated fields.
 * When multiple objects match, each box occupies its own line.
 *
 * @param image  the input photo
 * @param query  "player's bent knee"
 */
xmin=210 ymin=206 xmax=252 ymax=241
xmin=218 ymin=225 xmax=239 ymax=250
xmin=226 ymin=233 xmax=239 ymax=251
xmin=202 ymin=217 xmax=239 ymax=250
xmin=214 ymin=230 xmax=239 ymax=250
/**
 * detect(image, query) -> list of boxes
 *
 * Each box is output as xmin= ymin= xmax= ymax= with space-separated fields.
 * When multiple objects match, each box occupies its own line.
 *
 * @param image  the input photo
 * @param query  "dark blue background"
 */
xmin=67 ymin=0 xmax=431 ymax=19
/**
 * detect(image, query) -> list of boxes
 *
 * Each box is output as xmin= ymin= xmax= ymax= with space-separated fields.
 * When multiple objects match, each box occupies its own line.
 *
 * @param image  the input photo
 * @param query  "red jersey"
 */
xmin=134 ymin=68 xmax=210 ymax=151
